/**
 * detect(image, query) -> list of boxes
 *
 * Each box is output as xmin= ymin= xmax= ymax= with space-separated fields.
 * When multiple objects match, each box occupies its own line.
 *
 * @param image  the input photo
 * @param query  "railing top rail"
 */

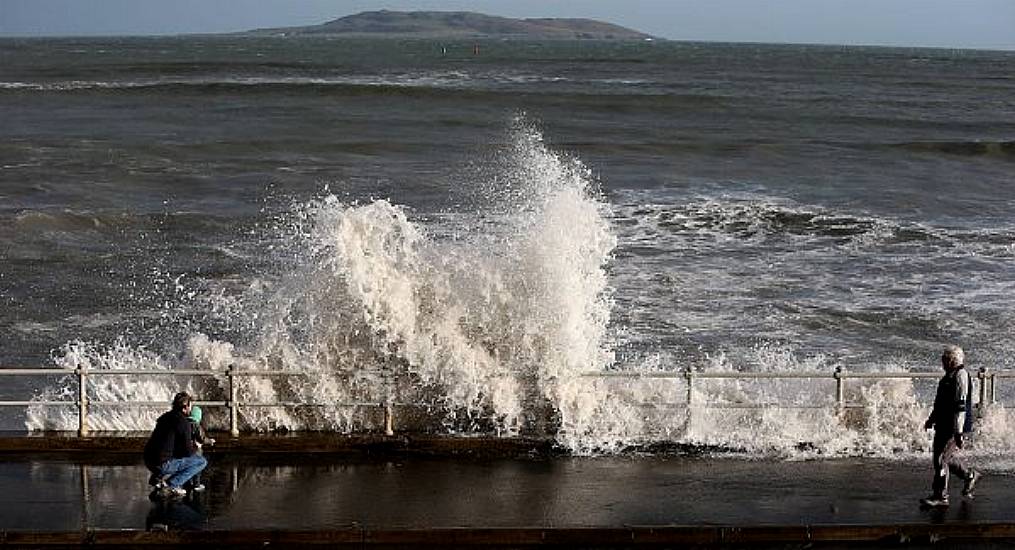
xmin=79 ymin=369 xmax=315 ymax=376
xmin=0 ymin=368 xmax=387 ymax=376
xmin=583 ymin=371 xmax=948 ymax=379
xmin=586 ymin=371 xmax=830 ymax=379
xmin=0 ymin=369 xmax=79 ymax=375
xmin=0 ymin=401 xmax=80 ymax=407
xmin=1 ymin=366 xmax=1010 ymax=379
xmin=841 ymin=372 xmax=942 ymax=379
xmin=9 ymin=400 xmax=406 ymax=408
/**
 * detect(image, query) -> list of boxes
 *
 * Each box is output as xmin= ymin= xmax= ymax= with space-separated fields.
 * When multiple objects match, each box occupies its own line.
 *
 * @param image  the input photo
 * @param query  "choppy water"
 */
xmin=2 ymin=37 xmax=1015 ymax=456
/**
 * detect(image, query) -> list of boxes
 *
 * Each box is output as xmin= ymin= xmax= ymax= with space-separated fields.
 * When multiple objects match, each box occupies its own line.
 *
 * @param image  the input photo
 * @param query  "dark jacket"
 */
xmin=143 ymin=409 xmax=197 ymax=471
xmin=930 ymin=366 xmax=973 ymax=435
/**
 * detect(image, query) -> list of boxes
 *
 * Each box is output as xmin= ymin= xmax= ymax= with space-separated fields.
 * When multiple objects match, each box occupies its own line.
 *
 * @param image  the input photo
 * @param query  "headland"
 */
xmin=240 ymin=10 xmax=655 ymax=40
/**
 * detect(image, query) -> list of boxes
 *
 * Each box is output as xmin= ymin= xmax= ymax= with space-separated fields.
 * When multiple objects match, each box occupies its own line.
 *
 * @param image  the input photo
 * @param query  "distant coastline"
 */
xmin=239 ymin=10 xmax=656 ymax=40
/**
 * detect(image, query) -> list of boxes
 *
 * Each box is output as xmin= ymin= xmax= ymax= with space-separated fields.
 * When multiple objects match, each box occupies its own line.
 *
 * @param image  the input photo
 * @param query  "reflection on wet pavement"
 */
xmin=1 ymin=454 xmax=1011 ymax=531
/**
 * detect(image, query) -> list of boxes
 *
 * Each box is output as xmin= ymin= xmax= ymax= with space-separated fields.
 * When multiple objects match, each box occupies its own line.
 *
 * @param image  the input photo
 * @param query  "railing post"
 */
xmin=684 ymin=367 xmax=694 ymax=429
xmin=978 ymin=367 xmax=988 ymax=417
xmin=77 ymin=366 xmax=89 ymax=437
xmin=384 ymin=401 xmax=394 ymax=436
xmin=990 ymin=371 xmax=997 ymax=405
xmin=834 ymin=366 xmax=845 ymax=417
xmin=228 ymin=364 xmax=239 ymax=437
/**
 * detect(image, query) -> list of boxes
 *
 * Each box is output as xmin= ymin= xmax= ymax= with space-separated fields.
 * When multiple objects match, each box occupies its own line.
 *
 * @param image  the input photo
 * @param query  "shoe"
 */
xmin=920 ymin=495 xmax=949 ymax=508
xmin=152 ymin=487 xmax=173 ymax=500
xmin=148 ymin=474 xmax=167 ymax=490
xmin=963 ymin=470 xmax=979 ymax=498
xmin=166 ymin=486 xmax=187 ymax=499
xmin=192 ymin=483 xmax=206 ymax=492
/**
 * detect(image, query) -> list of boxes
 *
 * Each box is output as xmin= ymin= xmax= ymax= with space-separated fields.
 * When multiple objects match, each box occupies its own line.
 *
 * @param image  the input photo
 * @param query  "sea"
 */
xmin=1 ymin=36 xmax=1014 ymax=459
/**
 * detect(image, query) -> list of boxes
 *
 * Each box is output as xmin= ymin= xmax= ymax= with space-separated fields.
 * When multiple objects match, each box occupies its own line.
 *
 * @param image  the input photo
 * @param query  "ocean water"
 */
xmin=2 ymin=37 xmax=1015 ymax=457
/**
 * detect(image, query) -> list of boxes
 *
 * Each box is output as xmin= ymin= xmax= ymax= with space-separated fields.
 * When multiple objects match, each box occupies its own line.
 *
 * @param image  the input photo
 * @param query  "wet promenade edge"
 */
xmin=1 ymin=433 xmax=1014 ymax=548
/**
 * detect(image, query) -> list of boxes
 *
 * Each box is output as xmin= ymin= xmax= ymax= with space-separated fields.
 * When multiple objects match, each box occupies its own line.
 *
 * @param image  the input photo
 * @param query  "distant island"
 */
xmin=242 ymin=10 xmax=655 ymax=40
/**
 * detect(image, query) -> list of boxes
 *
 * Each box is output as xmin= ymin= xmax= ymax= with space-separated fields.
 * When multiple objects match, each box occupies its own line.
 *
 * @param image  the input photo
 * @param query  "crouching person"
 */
xmin=144 ymin=391 xmax=207 ymax=499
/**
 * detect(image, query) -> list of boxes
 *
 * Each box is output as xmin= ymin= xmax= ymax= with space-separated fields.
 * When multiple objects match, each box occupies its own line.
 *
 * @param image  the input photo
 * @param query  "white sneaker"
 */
xmin=920 ymin=495 xmax=949 ymax=508
xmin=192 ymin=483 xmax=206 ymax=492
xmin=166 ymin=486 xmax=187 ymax=499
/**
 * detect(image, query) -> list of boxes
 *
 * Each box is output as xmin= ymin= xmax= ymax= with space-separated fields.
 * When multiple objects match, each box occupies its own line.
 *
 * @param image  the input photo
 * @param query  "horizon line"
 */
xmin=0 ymin=33 xmax=1013 ymax=53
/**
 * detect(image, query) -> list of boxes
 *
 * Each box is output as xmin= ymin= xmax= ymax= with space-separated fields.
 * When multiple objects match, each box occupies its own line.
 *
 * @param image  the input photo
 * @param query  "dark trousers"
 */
xmin=931 ymin=430 xmax=969 ymax=498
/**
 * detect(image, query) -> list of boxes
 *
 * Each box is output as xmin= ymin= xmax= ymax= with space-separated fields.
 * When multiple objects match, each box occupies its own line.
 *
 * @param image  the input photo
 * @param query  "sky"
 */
xmin=2 ymin=0 xmax=1014 ymax=50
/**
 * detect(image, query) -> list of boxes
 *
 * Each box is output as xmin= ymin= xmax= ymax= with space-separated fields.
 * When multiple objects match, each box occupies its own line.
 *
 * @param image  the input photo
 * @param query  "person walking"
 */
xmin=144 ymin=391 xmax=207 ymax=499
xmin=921 ymin=345 xmax=979 ymax=507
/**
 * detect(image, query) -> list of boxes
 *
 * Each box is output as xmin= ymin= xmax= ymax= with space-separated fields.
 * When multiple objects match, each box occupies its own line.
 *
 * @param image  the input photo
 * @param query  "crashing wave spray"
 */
xmin=263 ymin=119 xmax=620 ymax=438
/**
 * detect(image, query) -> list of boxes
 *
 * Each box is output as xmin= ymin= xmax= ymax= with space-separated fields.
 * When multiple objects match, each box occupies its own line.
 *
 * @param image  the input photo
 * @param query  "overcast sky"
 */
xmin=2 ymin=0 xmax=1014 ymax=50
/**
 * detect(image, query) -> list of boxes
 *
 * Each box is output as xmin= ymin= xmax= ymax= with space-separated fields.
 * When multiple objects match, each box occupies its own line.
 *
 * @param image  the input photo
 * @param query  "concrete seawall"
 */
xmin=0 ymin=432 xmax=556 ymax=457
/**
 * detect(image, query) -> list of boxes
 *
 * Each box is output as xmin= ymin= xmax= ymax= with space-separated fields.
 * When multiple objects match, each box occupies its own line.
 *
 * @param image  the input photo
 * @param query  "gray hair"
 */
xmin=942 ymin=345 xmax=965 ymax=368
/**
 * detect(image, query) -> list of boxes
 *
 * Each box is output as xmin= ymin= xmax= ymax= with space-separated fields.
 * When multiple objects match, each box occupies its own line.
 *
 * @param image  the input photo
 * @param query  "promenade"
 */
xmin=1 ymin=434 xmax=1013 ymax=548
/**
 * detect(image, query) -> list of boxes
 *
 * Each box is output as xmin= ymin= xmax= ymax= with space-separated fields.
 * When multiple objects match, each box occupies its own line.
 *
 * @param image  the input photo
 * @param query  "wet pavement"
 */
xmin=1 ymin=451 xmax=1012 ymax=532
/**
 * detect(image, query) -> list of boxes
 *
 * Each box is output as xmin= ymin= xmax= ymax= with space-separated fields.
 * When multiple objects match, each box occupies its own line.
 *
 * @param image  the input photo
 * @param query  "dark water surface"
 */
xmin=1 ymin=38 xmax=1014 ymax=443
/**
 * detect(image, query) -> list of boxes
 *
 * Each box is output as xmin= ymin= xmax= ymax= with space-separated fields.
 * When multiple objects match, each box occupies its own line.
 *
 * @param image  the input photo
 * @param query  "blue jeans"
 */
xmin=158 ymin=455 xmax=207 ymax=489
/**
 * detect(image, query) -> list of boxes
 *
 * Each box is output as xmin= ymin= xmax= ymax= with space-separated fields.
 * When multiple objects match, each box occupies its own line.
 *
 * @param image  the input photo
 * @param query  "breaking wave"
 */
xmin=617 ymin=197 xmax=1015 ymax=253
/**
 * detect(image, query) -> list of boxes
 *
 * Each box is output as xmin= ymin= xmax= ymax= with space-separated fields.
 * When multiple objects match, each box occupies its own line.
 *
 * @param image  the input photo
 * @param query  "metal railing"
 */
xmin=0 ymin=365 xmax=1004 ymax=437
xmin=0 ymin=365 xmax=395 ymax=437
xmin=586 ymin=366 xmax=1000 ymax=408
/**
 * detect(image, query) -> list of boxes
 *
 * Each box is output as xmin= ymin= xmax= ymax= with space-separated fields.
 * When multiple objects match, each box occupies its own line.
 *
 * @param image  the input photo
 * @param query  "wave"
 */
xmin=563 ymin=138 xmax=1015 ymax=159
xmin=0 ymin=72 xmax=521 ymax=92
xmin=13 ymin=314 xmax=126 ymax=336
xmin=621 ymin=200 xmax=893 ymax=244
xmin=0 ymin=76 xmax=463 ymax=94
xmin=0 ymin=75 xmax=727 ymax=106
xmin=616 ymin=198 xmax=1015 ymax=253
xmin=9 ymin=209 xmax=243 ymax=235
xmin=13 ymin=210 xmax=112 ymax=232
xmin=890 ymin=140 xmax=1015 ymax=158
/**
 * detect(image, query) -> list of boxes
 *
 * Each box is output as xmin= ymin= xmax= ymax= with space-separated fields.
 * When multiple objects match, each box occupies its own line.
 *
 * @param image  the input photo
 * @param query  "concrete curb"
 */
xmin=4 ymin=524 xmax=1015 ymax=547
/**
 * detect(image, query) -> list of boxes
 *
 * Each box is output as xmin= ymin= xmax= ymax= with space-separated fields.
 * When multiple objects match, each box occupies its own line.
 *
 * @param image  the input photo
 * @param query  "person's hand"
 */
xmin=207 ymin=438 xmax=216 ymax=446
xmin=953 ymin=433 xmax=963 ymax=449
xmin=924 ymin=418 xmax=933 ymax=430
